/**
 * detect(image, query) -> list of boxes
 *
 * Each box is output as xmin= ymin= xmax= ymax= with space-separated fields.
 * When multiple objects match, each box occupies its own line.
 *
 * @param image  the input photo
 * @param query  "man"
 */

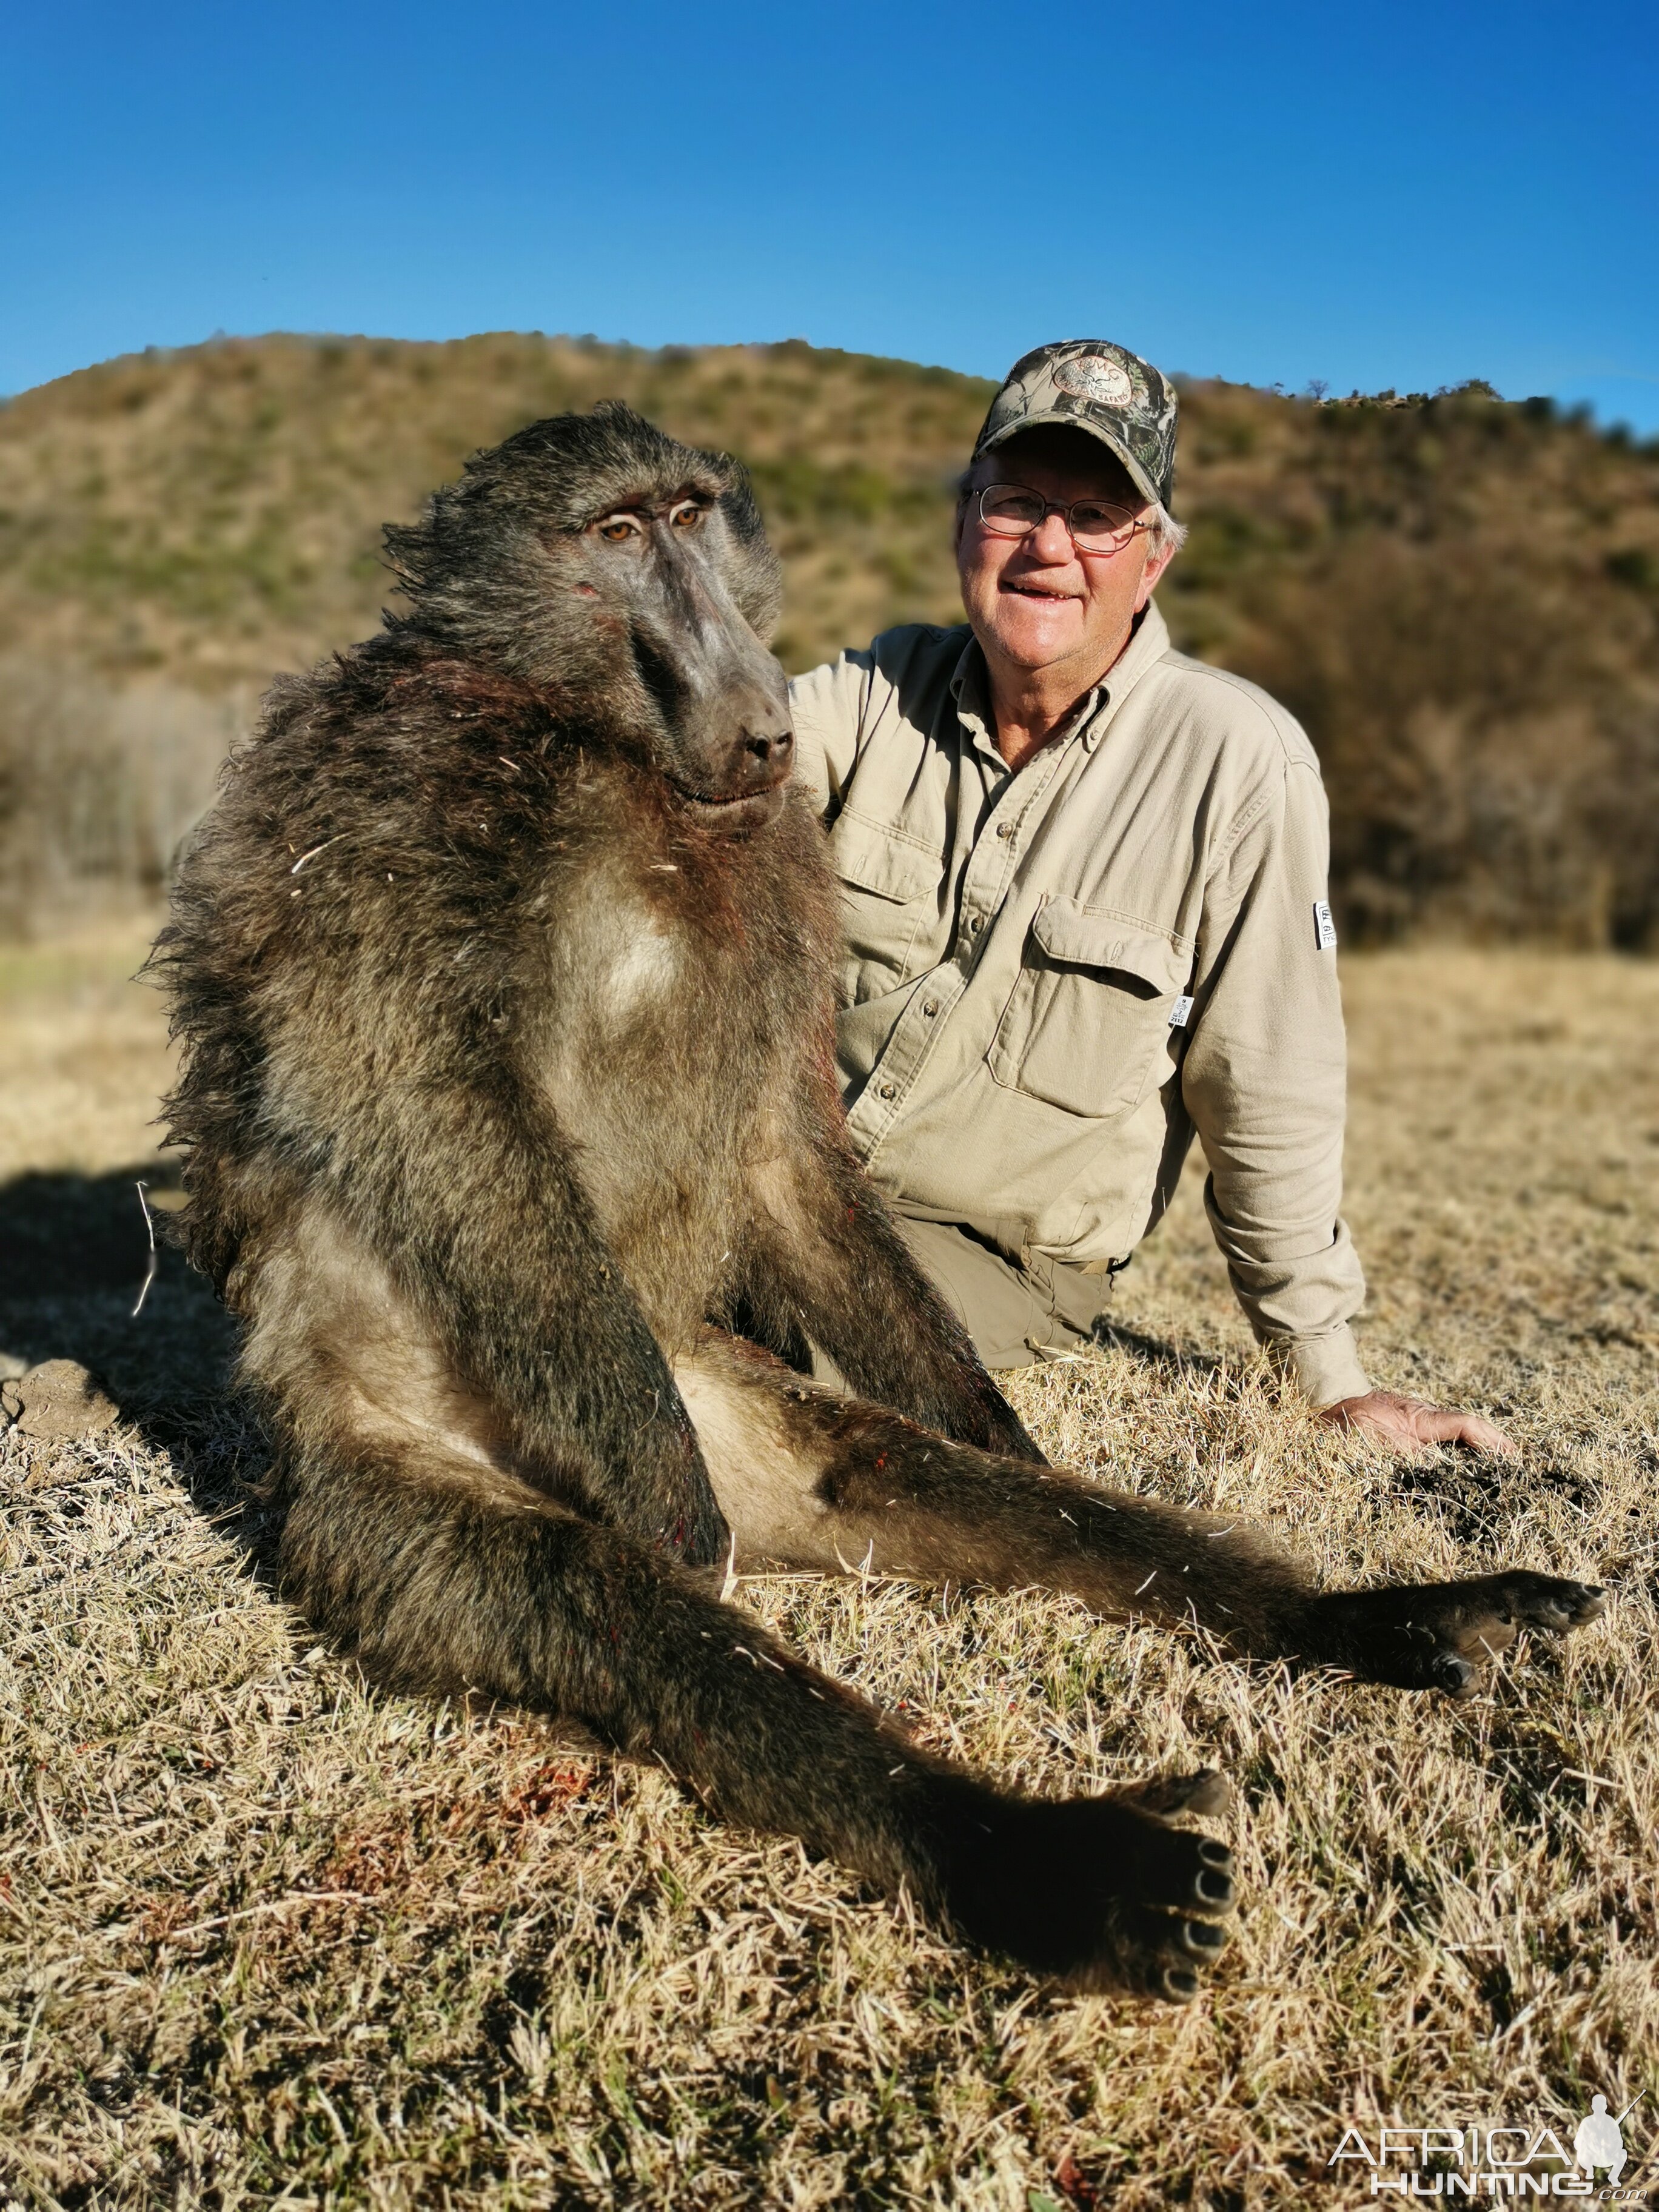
xmin=789 ymin=338 xmax=1512 ymax=1455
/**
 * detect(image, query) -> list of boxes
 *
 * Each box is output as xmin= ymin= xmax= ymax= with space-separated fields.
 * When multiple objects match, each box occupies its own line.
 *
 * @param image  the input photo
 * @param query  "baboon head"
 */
xmin=384 ymin=401 xmax=794 ymax=829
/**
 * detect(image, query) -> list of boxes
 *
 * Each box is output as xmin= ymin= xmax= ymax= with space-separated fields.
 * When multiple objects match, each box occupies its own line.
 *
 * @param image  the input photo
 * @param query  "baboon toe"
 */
xmin=1195 ymin=1837 xmax=1236 ymax=1908
xmin=1066 ymin=1899 xmax=1234 ymax=2002
xmin=1428 ymin=1650 xmax=1481 ymax=1699
xmin=1128 ymin=1822 xmax=1237 ymax=1918
xmin=1304 ymin=1571 xmax=1607 ymax=1695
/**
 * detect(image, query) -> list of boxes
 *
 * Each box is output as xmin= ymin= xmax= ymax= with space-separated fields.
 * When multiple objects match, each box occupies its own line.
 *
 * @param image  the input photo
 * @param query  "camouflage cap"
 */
xmin=973 ymin=339 xmax=1178 ymax=514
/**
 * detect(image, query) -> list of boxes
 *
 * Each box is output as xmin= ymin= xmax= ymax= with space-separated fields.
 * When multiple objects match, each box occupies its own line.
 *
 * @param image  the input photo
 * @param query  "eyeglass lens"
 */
xmin=978 ymin=485 xmax=1140 ymax=552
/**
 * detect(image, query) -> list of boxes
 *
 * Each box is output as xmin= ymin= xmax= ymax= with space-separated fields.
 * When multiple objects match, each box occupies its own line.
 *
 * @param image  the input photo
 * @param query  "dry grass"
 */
xmin=1 ymin=931 xmax=1655 ymax=2208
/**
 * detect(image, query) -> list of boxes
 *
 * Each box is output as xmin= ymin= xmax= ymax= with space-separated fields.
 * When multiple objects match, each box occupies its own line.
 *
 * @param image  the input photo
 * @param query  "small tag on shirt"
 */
xmin=1313 ymin=900 xmax=1338 ymax=951
xmin=1168 ymin=993 xmax=1195 ymax=1029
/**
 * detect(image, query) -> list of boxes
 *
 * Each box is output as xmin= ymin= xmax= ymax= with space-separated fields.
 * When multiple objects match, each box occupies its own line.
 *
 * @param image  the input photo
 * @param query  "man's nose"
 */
xmin=1026 ymin=509 xmax=1076 ymax=561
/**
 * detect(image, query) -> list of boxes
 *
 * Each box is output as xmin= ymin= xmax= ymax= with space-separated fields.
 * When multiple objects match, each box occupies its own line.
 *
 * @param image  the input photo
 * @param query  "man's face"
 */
xmin=954 ymin=426 xmax=1175 ymax=683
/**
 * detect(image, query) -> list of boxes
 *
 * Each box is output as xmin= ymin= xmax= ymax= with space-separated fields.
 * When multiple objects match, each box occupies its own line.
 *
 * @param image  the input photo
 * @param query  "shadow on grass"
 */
xmin=0 ymin=1161 xmax=231 ymax=1405
xmin=0 ymin=1161 xmax=277 ymax=1558
xmin=1387 ymin=1450 xmax=1601 ymax=1546
xmin=1090 ymin=1316 xmax=1225 ymax=1378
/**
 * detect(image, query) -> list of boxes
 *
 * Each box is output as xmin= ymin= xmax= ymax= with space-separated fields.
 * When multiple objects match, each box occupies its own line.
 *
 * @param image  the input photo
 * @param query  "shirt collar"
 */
xmin=949 ymin=599 xmax=1173 ymax=761
xmin=948 ymin=638 xmax=1002 ymax=765
xmin=1079 ymin=597 xmax=1171 ymax=750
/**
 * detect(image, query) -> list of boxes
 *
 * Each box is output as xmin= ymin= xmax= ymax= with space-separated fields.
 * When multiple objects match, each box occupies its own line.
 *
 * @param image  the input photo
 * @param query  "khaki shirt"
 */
xmin=788 ymin=599 xmax=1372 ymax=1408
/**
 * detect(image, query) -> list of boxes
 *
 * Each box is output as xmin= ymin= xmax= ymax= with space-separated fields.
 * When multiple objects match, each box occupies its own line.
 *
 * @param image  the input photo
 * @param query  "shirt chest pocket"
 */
xmin=830 ymin=812 xmax=942 ymax=1005
xmin=988 ymin=898 xmax=1191 ymax=1118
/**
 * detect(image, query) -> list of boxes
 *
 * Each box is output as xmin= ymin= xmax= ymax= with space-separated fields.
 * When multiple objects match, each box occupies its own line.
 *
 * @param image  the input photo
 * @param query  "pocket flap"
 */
xmin=1030 ymin=899 xmax=1189 ymax=993
xmin=830 ymin=813 xmax=941 ymax=903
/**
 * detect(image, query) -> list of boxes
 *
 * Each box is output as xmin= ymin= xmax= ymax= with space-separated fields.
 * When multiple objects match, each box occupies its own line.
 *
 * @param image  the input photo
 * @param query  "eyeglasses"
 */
xmin=973 ymin=483 xmax=1150 ymax=558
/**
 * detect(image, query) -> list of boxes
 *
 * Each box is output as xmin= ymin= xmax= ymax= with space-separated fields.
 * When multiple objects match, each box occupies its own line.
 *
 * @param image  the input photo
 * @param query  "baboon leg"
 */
xmin=275 ymin=1418 xmax=1238 ymax=2002
xmin=740 ymin=1136 xmax=1042 ymax=1461
xmin=675 ymin=1336 xmax=1606 ymax=1693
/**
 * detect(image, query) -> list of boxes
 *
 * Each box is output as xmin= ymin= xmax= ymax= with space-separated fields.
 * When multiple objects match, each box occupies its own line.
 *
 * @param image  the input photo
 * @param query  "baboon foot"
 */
xmin=936 ymin=1782 xmax=1238 ymax=2002
xmin=1302 ymin=1572 xmax=1606 ymax=1696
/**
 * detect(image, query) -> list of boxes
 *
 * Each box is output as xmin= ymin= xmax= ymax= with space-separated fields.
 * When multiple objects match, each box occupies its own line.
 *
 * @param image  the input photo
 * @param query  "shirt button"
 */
xmin=966 ymin=914 xmax=982 ymax=934
xmin=922 ymin=999 xmax=939 ymax=1017
xmin=878 ymin=1081 xmax=897 ymax=1100
xmin=996 ymin=822 xmax=1013 ymax=839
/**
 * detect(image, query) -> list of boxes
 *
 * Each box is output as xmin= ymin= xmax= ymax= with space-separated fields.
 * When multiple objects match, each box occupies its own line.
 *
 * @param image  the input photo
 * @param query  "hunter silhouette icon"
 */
xmin=1575 ymin=2094 xmax=1637 ymax=2184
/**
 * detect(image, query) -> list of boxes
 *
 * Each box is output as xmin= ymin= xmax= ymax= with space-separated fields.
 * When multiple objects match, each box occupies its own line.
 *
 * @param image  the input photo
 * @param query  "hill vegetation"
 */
xmin=1 ymin=332 xmax=1657 ymax=943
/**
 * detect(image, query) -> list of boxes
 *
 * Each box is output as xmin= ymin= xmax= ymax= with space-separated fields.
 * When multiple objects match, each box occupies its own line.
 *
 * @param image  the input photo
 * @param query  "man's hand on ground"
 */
xmin=1315 ymin=1389 xmax=1518 ymax=1459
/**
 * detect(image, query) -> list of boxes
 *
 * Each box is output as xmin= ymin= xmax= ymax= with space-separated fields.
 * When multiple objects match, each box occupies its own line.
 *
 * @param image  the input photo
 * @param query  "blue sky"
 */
xmin=5 ymin=0 xmax=1656 ymax=430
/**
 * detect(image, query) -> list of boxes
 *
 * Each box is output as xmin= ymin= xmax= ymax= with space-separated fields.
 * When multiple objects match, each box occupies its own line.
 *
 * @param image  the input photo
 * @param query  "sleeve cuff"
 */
xmin=1264 ymin=1325 xmax=1372 ymax=1410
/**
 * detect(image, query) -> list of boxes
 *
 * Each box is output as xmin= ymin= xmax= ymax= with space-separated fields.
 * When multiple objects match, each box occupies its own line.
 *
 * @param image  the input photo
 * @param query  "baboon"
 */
xmin=154 ymin=403 xmax=1604 ymax=2001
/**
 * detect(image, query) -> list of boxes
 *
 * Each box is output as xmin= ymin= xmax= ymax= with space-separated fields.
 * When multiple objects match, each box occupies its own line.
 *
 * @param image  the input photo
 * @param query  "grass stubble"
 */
xmin=0 ymin=931 xmax=1654 ymax=2209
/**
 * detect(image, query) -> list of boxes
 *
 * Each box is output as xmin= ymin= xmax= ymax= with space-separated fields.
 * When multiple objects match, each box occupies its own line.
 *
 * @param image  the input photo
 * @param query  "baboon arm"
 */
xmin=742 ymin=1138 xmax=1042 ymax=1460
xmin=686 ymin=1350 xmax=1607 ymax=1696
xmin=682 ymin=1338 xmax=1309 ymax=1644
xmin=299 ymin=1044 xmax=729 ymax=1567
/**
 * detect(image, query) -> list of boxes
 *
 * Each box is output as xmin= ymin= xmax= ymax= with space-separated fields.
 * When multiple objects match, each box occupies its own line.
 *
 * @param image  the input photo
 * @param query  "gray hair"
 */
xmin=1145 ymin=501 xmax=1187 ymax=559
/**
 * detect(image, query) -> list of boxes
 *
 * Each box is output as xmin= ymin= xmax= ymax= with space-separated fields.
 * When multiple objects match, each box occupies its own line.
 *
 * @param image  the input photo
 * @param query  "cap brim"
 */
xmin=977 ymin=410 xmax=1162 ymax=512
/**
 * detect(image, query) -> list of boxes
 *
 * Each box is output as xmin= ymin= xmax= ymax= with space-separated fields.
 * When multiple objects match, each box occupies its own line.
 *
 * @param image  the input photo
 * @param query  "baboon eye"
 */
xmin=669 ymin=501 xmax=705 ymax=531
xmin=595 ymin=513 xmax=645 ymax=543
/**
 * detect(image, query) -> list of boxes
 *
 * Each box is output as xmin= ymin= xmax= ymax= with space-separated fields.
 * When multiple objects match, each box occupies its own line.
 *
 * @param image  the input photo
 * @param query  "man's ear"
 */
xmin=1134 ymin=535 xmax=1179 ymax=612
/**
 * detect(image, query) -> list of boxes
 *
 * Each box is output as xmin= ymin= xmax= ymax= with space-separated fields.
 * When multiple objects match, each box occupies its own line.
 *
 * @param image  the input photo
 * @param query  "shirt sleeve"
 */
xmin=1178 ymin=754 xmax=1372 ymax=1408
xmin=787 ymin=650 xmax=873 ymax=818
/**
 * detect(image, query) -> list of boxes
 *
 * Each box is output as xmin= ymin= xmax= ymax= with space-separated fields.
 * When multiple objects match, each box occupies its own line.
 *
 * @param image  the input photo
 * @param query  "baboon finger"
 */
xmin=1481 ymin=1572 xmax=1607 ymax=1632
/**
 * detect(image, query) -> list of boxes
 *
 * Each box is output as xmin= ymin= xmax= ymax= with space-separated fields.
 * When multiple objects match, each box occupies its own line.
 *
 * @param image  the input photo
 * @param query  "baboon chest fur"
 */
xmin=212 ymin=694 xmax=837 ymax=1348
xmin=153 ymin=402 xmax=1603 ymax=2002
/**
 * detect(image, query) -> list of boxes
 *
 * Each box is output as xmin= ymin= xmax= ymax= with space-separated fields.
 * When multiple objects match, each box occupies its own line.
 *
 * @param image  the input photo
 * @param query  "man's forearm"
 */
xmin=1199 ymin=1177 xmax=1371 ymax=1408
xmin=1262 ymin=1323 xmax=1372 ymax=1410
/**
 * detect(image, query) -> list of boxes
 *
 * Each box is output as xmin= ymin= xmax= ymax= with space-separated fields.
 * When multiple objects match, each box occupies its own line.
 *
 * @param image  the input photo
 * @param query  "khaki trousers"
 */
xmin=802 ymin=1208 xmax=1118 ymax=1384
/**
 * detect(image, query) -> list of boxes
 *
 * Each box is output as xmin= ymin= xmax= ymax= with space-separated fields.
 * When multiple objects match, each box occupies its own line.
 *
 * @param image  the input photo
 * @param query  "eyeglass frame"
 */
xmin=967 ymin=480 xmax=1154 ymax=560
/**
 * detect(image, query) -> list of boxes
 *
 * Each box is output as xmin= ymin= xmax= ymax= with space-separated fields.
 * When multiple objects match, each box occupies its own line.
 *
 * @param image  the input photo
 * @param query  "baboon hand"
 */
xmin=1299 ymin=1572 xmax=1606 ymax=1697
xmin=659 ymin=1492 xmax=732 ymax=1573
xmin=935 ymin=1774 xmax=1238 ymax=2003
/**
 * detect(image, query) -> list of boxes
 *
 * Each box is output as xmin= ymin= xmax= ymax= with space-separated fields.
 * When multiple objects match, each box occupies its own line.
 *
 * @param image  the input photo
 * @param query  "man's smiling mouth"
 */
xmin=1003 ymin=581 xmax=1078 ymax=600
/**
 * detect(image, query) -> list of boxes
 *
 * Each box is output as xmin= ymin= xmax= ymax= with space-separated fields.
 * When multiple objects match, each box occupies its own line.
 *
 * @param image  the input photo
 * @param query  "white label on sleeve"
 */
xmin=1313 ymin=900 xmax=1338 ymax=951
xmin=1169 ymin=993 xmax=1195 ymax=1029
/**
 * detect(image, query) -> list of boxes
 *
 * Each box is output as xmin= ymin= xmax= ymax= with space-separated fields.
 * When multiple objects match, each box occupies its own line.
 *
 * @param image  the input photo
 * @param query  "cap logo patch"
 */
xmin=1054 ymin=354 xmax=1135 ymax=408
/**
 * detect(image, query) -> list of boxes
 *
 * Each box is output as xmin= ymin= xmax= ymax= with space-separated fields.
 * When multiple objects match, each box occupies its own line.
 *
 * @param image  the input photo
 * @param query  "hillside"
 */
xmin=0 ymin=335 xmax=994 ymax=687
xmin=2 ymin=333 xmax=1658 ymax=942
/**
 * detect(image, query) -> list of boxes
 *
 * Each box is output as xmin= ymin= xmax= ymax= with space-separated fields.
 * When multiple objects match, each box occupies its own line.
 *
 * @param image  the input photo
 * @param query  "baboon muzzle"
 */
xmin=635 ymin=543 xmax=794 ymax=818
